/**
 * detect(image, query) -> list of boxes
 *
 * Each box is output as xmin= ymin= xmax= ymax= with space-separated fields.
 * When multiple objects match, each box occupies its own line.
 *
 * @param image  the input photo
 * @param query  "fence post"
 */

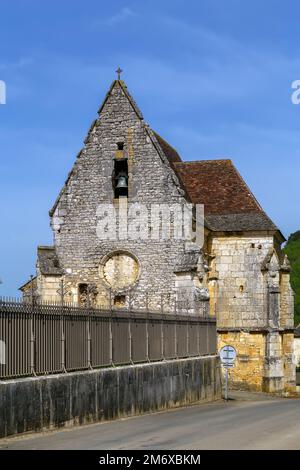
xmin=161 ymin=317 xmax=164 ymax=360
xmin=30 ymin=312 xmax=36 ymax=376
xmin=109 ymin=315 xmax=113 ymax=366
xmin=206 ymin=321 xmax=209 ymax=356
xmin=161 ymin=295 xmax=164 ymax=360
xmin=145 ymin=292 xmax=149 ymax=313
xmin=109 ymin=290 xmax=113 ymax=366
xmin=146 ymin=317 xmax=150 ymax=362
xmin=60 ymin=279 xmax=64 ymax=306
xmin=128 ymin=294 xmax=133 ymax=364
xmin=174 ymin=299 xmax=178 ymax=359
xmin=146 ymin=293 xmax=150 ymax=362
xmin=129 ymin=318 xmax=133 ymax=365
xmin=186 ymin=309 xmax=190 ymax=358
xmin=30 ymin=277 xmax=36 ymax=376
xmin=61 ymin=311 xmax=66 ymax=372
xmin=87 ymin=313 xmax=92 ymax=369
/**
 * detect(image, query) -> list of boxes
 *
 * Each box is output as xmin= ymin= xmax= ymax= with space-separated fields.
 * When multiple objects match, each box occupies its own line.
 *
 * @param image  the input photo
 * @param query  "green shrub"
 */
xmin=284 ymin=232 xmax=300 ymax=325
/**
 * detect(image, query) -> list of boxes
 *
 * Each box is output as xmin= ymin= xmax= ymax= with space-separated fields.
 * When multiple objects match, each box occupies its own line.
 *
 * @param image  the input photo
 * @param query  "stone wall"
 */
xmin=210 ymin=233 xmax=295 ymax=392
xmin=37 ymin=272 xmax=62 ymax=303
xmin=218 ymin=331 xmax=265 ymax=390
xmin=0 ymin=356 xmax=221 ymax=439
xmin=281 ymin=333 xmax=296 ymax=392
xmin=210 ymin=233 xmax=274 ymax=329
xmin=280 ymin=272 xmax=295 ymax=329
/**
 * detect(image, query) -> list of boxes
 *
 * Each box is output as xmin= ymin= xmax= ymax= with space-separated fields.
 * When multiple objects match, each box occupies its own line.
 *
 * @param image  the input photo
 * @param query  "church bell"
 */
xmin=116 ymin=172 xmax=128 ymax=189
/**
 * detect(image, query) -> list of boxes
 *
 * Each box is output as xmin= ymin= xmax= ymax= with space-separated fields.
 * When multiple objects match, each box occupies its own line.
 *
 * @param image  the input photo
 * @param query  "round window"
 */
xmin=101 ymin=252 xmax=139 ymax=290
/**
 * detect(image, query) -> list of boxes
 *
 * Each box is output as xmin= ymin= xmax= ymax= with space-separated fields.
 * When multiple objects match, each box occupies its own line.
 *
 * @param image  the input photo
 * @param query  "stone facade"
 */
xmin=20 ymin=78 xmax=296 ymax=393
xmin=48 ymin=80 xmax=198 ymax=312
xmin=210 ymin=233 xmax=295 ymax=392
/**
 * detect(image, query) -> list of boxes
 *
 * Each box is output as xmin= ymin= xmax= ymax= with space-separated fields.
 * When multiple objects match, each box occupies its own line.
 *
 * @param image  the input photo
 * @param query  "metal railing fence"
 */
xmin=0 ymin=299 xmax=216 ymax=379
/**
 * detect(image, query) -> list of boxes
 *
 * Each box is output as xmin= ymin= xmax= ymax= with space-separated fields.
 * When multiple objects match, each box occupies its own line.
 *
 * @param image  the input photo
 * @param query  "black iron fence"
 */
xmin=0 ymin=299 xmax=217 ymax=380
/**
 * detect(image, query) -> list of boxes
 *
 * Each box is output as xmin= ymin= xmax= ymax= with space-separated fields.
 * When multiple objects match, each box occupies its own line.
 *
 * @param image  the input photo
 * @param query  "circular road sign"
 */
xmin=219 ymin=345 xmax=237 ymax=365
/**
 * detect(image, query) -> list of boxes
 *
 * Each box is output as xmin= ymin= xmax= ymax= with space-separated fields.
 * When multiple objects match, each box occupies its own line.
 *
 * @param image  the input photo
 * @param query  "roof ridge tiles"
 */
xmin=175 ymin=159 xmax=232 ymax=164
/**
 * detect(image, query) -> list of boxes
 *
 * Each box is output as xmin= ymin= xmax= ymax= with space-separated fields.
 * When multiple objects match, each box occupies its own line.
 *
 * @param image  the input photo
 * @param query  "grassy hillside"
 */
xmin=284 ymin=231 xmax=300 ymax=326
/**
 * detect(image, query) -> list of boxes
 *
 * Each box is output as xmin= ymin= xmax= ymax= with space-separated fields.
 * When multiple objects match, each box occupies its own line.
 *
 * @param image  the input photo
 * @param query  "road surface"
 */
xmin=1 ymin=392 xmax=300 ymax=450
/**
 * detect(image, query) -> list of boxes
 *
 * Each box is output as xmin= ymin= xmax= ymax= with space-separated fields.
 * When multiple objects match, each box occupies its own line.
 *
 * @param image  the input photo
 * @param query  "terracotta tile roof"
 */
xmin=205 ymin=213 xmax=277 ymax=232
xmin=174 ymin=160 xmax=260 ymax=214
xmin=172 ymin=160 xmax=278 ymax=232
xmin=153 ymin=131 xmax=182 ymax=163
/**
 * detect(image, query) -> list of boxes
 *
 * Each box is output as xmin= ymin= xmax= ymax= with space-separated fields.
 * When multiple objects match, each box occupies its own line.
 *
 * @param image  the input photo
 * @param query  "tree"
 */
xmin=284 ymin=232 xmax=300 ymax=325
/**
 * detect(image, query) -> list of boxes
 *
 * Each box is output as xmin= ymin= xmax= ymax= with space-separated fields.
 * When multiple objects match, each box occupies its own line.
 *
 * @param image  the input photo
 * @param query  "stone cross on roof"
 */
xmin=116 ymin=67 xmax=123 ymax=80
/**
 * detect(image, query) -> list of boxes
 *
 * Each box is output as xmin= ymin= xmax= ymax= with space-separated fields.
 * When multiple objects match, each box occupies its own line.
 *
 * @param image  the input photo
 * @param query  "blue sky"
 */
xmin=0 ymin=0 xmax=300 ymax=295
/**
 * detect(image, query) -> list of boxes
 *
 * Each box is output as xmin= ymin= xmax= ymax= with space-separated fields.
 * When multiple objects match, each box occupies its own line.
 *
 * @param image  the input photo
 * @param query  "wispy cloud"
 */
xmin=108 ymin=7 xmax=137 ymax=26
xmin=91 ymin=7 xmax=138 ymax=29
xmin=0 ymin=57 xmax=34 ymax=71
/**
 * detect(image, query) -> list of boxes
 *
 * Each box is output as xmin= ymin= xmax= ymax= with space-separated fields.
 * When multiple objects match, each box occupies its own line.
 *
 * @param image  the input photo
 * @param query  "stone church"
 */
xmin=20 ymin=76 xmax=295 ymax=393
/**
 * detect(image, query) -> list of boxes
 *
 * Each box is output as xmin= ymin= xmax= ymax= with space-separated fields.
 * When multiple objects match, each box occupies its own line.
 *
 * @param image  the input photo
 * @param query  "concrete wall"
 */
xmin=0 ymin=356 xmax=221 ymax=439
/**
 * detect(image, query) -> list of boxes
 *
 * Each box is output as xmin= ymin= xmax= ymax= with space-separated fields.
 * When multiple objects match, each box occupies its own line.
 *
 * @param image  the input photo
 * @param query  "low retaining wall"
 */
xmin=0 ymin=356 xmax=221 ymax=439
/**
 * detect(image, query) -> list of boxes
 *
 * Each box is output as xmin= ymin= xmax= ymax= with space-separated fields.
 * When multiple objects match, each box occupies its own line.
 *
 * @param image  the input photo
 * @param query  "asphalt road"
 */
xmin=1 ymin=393 xmax=300 ymax=450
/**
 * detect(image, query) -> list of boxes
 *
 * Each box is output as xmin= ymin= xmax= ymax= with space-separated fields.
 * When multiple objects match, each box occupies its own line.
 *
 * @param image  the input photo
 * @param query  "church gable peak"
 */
xmin=97 ymin=79 xmax=144 ymax=121
xmin=49 ymin=75 xmax=187 ymax=221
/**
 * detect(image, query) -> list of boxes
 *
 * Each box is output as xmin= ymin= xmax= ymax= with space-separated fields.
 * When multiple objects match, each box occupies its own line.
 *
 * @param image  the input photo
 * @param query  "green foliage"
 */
xmin=284 ymin=232 xmax=300 ymax=326
xmin=288 ymin=231 xmax=300 ymax=243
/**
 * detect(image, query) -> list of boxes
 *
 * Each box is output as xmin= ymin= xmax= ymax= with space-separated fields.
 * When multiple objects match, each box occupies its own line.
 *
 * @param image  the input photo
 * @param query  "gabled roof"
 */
xmin=205 ymin=213 xmax=278 ymax=233
xmin=173 ymin=159 xmax=280 ymax=234
xmin=48 ymin=78 xmax=282 ymax=237
xmin=98 ymin=79 xmax=144 ymax=120
xmin=152 ymin=131 xmax=182 ymax=163
xmin=49 ymin=81 xmax=189 ymax=217
xmin=174 ymin=159 xmax=262 ymax=214
xmin=19 ymin=276 xmax=37 ymax=292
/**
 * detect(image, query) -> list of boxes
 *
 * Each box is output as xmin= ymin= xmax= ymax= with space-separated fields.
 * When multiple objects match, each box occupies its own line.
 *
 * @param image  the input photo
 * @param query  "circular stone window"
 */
xmin=101 ymin=252 xmax=139 ymax=290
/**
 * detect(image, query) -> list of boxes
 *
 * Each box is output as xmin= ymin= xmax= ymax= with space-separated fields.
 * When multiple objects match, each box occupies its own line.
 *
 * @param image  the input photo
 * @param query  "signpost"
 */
xmin=219 ymin=345 xmax=237 ymax=401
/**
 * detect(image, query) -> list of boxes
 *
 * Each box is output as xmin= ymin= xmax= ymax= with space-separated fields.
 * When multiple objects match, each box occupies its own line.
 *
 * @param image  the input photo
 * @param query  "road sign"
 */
xmin=219 ymin=345 xmax=237 ymax=401
xmin=219 ymin=345 xmax=237 ymax=365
